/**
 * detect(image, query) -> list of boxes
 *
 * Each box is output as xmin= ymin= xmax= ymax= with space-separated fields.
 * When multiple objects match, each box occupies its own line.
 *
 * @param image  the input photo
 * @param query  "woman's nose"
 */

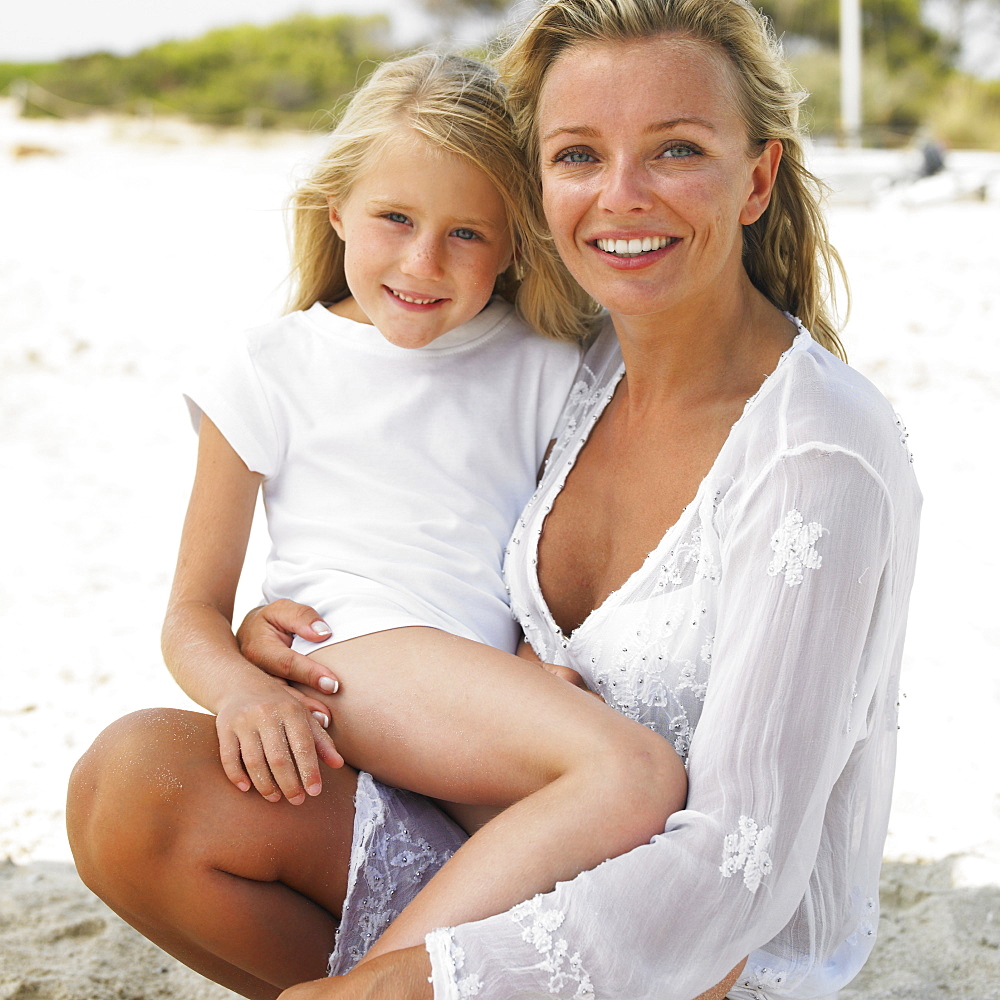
xmin=598 ymin=160 xmax=654 ymax=215
xmin=401 ymin=235 xmax=446 ymax=280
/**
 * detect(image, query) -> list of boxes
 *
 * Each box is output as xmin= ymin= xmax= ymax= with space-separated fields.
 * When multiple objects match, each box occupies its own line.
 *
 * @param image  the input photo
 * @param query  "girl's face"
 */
xmin=536 ymin=34 xmax=780 ymax=322
xmin=328 ymin=130 xmax=514 ymax=349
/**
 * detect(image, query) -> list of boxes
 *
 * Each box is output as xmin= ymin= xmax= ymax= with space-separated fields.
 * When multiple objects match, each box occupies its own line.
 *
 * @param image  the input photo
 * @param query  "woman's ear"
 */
xmin=740 ymin=139 xmax=782 ymax=226
xmin=327 ymin=197 xmax=345 ymax=240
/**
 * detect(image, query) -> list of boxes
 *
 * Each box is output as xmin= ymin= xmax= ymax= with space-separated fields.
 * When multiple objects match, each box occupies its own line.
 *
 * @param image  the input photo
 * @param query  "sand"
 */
xmin=1 ymin=102 xmax=999 ymax=998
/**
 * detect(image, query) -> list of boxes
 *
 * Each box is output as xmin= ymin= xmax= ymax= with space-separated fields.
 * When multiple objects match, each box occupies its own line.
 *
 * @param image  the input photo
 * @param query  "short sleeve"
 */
xmin=183 ymin=332 xmax=280 ymax=477
xmin=428 ymin=445 xmax=898 ymax=1000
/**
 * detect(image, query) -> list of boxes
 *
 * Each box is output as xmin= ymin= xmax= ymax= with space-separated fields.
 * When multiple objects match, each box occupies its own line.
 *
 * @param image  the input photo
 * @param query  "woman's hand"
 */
xmin=216 ymin=676 xmax=344 ymax=805
xmin=237 ymin=599 xmax=342 ymax=694
xmin=278 ymin=945 xmax=432 ymax=1000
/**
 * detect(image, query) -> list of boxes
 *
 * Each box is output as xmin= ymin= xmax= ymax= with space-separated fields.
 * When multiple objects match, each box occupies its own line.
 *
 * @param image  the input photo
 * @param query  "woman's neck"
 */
xmin=608 ymin=278 xmax=795 ymax=412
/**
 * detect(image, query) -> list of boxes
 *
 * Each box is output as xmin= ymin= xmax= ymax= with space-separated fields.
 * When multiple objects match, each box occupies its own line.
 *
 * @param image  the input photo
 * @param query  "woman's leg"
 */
xmin=305 ymin=627 xmax=687 ymax=961
xmin=67 ymin=708 xmax=358 ymax=1000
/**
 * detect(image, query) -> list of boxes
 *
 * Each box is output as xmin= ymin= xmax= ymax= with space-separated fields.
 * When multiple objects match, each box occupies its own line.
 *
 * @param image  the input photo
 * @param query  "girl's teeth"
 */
xmin=392 ymin=290 xmax=440 ymax=304
xmin=597 ymin=237 xmax=673 ymax=256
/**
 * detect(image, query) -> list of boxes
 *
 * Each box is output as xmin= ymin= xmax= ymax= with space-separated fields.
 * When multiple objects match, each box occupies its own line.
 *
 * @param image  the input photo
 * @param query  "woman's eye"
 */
xmin=385 ymin=212 xmax=410 ymax=225
xmin=452 ymin=228 xmax=479 ymax=241
xmin=661 ymin=144 xmax=699 ymax=159
xmin=555 ymin=148 xmax=595 ymax=164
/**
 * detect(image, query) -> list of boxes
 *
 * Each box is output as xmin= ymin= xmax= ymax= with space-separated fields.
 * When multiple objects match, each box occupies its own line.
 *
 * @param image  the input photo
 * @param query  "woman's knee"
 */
xmin=67 ymin=708 xmax=219 ymax=888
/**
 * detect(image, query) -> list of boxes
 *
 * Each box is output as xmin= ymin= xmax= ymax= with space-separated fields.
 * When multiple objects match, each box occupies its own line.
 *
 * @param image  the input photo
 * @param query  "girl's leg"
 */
xmin=305 ymin=627 xmax=687 ymax=961
xmin=67 ymin=708 xmax=358 ymax=1000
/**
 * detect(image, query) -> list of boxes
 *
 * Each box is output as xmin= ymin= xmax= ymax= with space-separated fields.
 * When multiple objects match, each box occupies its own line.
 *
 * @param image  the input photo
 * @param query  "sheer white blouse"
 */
xmin=426 ymin=318 xmax=921 ymax=1000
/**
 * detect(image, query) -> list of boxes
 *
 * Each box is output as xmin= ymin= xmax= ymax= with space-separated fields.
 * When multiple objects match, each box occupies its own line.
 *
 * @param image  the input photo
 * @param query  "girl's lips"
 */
xmin=384 ymin=286 xmax=448 ymax=309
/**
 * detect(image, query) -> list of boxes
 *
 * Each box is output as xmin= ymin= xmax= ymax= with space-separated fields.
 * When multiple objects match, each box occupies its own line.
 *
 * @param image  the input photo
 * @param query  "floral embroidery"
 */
xmin=510 ymin=896 xmax=594 ymax=999
xmin=655 ymin=527 xmax=720 ymax=590
xmin=428 ymin=930 xmax=484 ymax=999
xmin=720 ymin=816 xmax=774 ymax=893
xmin=767 ymin=509 xmax=824 ymax=586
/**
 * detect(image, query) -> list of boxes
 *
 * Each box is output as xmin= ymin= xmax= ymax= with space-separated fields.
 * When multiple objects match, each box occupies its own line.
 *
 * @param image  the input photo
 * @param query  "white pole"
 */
xmin=840 ymin=0 xmax=862 ymax=146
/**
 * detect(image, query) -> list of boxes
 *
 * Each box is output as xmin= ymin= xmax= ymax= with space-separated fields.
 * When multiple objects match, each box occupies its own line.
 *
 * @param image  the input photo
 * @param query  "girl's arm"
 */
xmin=163 ymin=416 xmax=342 ymax=805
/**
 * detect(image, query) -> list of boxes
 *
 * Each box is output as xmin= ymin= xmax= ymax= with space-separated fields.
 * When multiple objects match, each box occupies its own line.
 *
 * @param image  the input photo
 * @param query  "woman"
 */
xmin=67 ymin=1 xmax=920 ymax=999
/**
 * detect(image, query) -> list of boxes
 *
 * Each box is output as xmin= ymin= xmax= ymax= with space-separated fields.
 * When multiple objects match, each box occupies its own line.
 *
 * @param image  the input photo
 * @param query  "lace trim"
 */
xmin=328 ymin=774 xmax=457 ymax=975
xmin=720 ymin=816 xmax=774 ymax=893
xmin=767 ymin=509 xmax=825 ymax=587
xmin=510 ymin=896 xmax=594 ymax=999
xmin=426 ymin=928 xmax=484 ymax=1000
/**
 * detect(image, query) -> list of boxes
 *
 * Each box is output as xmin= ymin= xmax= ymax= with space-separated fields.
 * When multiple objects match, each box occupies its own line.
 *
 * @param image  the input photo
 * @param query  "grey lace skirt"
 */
xmin=327 ymin=771 xmax=468 ymax=975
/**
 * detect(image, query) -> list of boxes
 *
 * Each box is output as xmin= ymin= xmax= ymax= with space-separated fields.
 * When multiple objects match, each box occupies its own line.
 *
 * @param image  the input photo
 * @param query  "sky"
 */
xmin=0 ymin=0 xmax=450 ymax=63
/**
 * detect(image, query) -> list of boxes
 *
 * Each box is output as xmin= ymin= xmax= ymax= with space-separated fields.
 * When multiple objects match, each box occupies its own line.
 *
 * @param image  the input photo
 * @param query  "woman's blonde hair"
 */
xmin=287 ymin=51 xmax=596 ymax=342
xmin=497 ymin=0 xmax=848 ymax=359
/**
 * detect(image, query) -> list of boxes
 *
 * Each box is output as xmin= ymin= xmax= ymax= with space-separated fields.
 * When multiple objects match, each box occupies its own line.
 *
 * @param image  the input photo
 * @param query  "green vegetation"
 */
xmin=3 ymin=2 xmax=999 ymax=147
xmin=759 ymin=0 xmax=1000 ymax=148
xmin=4 ymin=14 xmax=399 ymax=128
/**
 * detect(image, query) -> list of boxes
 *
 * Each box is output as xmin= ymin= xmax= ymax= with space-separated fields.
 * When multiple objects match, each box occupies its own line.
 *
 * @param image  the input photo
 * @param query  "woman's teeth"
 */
xmin=596 ymin=236 xmax=675 ymax=256
xmin=391 ymin=289 xmax=441 ymax=304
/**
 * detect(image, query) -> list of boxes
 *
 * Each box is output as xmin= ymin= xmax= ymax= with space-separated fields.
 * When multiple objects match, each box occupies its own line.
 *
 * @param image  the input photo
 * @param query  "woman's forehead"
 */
xmin=537 ymin=35 xmax=741 ymax=136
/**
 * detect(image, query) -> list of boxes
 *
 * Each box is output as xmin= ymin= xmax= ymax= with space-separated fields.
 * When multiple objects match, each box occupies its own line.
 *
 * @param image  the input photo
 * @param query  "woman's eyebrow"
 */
xmin=541 ymin=116 xmax=717 ymax=144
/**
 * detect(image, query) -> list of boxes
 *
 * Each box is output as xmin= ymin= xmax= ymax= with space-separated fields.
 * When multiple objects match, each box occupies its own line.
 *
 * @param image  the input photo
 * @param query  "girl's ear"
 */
xmin=327 ymin=197 xmax=345 ymax=240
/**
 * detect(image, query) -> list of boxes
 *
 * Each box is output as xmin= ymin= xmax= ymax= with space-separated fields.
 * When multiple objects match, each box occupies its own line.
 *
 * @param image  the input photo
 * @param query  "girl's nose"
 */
xmin=401 ymin=235 xmax=446 ymax=280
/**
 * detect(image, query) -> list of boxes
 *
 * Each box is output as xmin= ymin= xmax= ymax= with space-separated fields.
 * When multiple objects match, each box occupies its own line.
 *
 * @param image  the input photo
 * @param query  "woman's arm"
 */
xmin=163 ymin=416 xmax=342 ymax=804
xmin=422 ymin=447 xmax=916 ymax=1000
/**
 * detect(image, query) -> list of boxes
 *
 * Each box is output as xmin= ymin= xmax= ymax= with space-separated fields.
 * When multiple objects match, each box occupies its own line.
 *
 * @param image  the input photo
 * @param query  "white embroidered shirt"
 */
xmin=426 ymin=318 xmax=921 ymax=1000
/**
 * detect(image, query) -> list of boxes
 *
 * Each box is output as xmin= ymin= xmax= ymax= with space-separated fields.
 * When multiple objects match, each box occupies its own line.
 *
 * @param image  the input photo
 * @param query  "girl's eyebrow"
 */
xmin=541 ymin=116 xmax=717 ymax=143
xmin=367 ymin=199 xmax=503 ymax=232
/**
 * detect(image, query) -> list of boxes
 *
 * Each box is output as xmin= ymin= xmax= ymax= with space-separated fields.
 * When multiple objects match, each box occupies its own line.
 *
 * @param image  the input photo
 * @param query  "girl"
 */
xmin=164 ymin=51 xmax=686 ymax=981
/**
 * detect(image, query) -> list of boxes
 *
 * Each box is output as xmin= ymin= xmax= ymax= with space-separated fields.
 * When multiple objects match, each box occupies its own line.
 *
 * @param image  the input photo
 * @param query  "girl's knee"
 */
xmin=598 ymin=723 xmax=687 ymax=821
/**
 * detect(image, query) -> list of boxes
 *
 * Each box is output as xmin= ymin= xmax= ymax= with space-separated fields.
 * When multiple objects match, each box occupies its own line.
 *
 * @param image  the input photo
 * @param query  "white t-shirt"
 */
xmin=426 ymin=317 xmax=922 ymax=1000
xmin=186 ymin=298 xmax=581 ymax=654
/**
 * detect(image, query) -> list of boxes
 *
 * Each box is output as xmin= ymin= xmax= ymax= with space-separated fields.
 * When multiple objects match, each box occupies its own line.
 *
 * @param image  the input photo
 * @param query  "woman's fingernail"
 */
xmin=312 ymin=620 xmax=332 ymax=637
xmin=318 ymin=677 xmax=339 ymax=694
xmin=236 ymin=780 xmax=251 ymax=792
xmin=306 ymin=781 xmax=322 ymax=797
xmin=312 ymin=711 xmax=330 ymax=728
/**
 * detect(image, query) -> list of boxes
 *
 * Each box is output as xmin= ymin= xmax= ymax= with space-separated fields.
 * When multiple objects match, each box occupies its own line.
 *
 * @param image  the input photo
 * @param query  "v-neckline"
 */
xmin=529 ymin=321 xmax=808 ymax=647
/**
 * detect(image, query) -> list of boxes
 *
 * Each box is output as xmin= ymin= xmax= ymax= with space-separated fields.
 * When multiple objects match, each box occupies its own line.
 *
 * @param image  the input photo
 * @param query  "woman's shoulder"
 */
xmin=748 ymin=323 xmax=918 ymax=487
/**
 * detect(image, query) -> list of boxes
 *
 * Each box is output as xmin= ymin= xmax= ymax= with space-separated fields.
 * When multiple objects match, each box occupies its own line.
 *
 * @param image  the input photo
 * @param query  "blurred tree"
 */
xmin=420 ymin=0 xmax=512 ymax=14
xmin=11 ymin=14 xmax=396 ymax=128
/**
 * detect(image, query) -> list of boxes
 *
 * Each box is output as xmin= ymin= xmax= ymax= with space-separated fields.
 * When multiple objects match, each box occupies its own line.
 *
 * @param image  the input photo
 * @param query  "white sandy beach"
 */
xmin=1 ymin=102 xmax=999 ymax=998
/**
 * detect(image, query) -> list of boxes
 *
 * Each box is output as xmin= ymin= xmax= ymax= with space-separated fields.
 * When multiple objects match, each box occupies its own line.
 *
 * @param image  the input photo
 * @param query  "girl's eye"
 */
xmin=452 ymin=228 xmax=479 ymax=241
xmin=385 ymin=211 xmax=411 ymax=225
xmin=554 ymin=147 xmax=595 ymax=164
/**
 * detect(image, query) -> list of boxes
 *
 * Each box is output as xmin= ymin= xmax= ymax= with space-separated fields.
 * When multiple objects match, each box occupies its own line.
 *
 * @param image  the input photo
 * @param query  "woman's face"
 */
xmin=536 ymin=34 xmax=780 ymax=321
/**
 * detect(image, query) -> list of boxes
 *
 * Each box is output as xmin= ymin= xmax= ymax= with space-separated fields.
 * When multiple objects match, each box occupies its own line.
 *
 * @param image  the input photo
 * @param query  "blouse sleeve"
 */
xmin=427 ymin=444 xmax=900 ymax=1000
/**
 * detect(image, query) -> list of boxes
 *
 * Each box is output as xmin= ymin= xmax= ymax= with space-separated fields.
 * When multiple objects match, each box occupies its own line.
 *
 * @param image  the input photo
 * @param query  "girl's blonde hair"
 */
xmin=497 ymin=0 xmax=848 ymax=359
xmin=287 ymin=51 xmax=597 ymax=342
